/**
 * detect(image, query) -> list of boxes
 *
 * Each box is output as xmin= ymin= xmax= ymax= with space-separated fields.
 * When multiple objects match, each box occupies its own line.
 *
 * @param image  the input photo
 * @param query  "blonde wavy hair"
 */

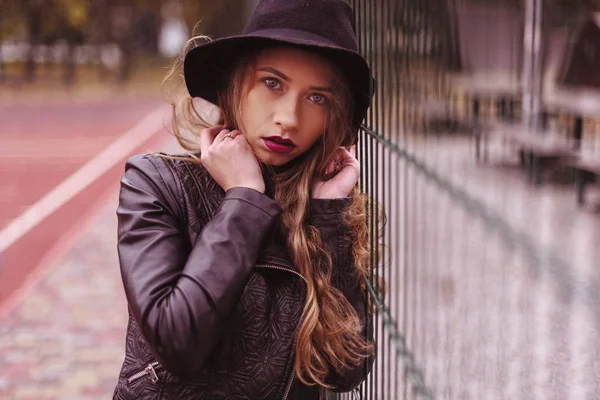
xmin=163 ymin=36 xmax=383 ymax=388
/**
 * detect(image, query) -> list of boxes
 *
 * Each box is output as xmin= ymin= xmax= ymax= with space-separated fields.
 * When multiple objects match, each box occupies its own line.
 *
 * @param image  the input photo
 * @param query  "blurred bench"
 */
xmin=419 ymin=100 xmax=481 ymax=134
xmin=476 ymin=120 xmax=579 ymax=185
xmin=562 ymin=157 xmax=600 ymax=206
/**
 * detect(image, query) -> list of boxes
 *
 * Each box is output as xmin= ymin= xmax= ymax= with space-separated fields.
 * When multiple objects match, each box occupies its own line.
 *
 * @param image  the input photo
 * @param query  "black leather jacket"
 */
xmin=112 ymin=153 xmax=373 ymax=400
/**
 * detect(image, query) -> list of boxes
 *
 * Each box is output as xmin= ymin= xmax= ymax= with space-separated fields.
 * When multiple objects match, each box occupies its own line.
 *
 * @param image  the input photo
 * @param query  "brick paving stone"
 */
xmin=0 ymin=191 xmax=127 ymax=400
xmin=0 ymin=138 xmax=181 ymax=400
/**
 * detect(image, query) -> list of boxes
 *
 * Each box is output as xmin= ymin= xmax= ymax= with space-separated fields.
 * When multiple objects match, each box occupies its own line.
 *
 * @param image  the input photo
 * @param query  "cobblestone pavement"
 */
xmin=0 ymin=132 xmax=182 ymax=400
xmin=0 ymin=195 xmax=127 ymax=400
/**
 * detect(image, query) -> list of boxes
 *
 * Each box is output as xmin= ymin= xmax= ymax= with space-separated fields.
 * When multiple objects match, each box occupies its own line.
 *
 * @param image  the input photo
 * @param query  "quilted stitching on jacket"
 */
xmin=113 ymin=156 xmax=309 ymax=400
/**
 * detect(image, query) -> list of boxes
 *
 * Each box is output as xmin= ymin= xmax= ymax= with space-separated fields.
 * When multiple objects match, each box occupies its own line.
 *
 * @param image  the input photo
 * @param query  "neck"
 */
xmin=262 ymin=154 xmax=307 ymax=198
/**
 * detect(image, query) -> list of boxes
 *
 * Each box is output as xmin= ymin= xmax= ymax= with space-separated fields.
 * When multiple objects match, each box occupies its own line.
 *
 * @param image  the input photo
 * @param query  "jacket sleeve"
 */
xmin=309 ymin=198 xmax=375 ymax=393
xmin=116 ymin=154 xmax=282 ymax=377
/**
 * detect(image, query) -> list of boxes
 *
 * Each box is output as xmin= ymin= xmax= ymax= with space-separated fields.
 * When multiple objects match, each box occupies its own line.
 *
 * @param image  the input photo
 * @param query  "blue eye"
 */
xmin=310 ymin=93 xmax=327 ymax=105
xmin=263 ymin=78 xmax=281 ymax=89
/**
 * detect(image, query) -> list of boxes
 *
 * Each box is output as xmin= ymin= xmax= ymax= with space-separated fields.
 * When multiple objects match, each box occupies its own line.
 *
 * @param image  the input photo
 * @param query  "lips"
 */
xmin=262 ymin=136 xmax=296 ymax=154
xmin=265 ymin=136 xmax=295 ymax=146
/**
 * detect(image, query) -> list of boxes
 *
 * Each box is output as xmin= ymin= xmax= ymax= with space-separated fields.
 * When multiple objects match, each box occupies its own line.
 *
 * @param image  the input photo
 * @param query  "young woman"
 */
xmin=113 ymin=0 xmax=376 ymax=399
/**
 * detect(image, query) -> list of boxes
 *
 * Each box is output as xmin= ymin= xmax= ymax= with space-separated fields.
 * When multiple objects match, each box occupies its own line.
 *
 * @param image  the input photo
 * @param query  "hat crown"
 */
xmin=183 ymin=0 xmax=372 ymax=140
xmin=243 ymin=0 xmax=358 ymax=52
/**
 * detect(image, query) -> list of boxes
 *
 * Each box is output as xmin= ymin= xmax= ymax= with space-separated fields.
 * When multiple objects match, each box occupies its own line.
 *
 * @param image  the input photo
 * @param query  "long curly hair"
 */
xmin=163 ymin=36 xmax=383 ymax=388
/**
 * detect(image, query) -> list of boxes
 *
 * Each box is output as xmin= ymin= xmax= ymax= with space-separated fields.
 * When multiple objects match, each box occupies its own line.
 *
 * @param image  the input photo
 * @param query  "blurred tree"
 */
xmin=110 ymin=0 xmax=164 ymax=81
xmin=0 ymin=0 xmax=253 ymax=85
xmin=203 ymin=0 xmax=248 ymax=38
xmin=111 ymin=2 xmax=136 ymax=82
xmin=20 ymin=0 xmax=50 ymax=82
xmin=180 ymin=0 xmax=248 ymax=38
xmin=136 ymin=0 xmax=162 ymax=54
xmin=55 ymin=0 xmax=89 ymax=84
xmin=88 ymin=0 xmax=114 ymax=79
xmin=0 ymin=0 xmax=25 ymax=80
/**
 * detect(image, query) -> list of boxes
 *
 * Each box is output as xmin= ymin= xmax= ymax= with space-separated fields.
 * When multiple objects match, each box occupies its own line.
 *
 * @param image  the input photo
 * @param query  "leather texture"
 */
xmin=112 ymin=153 xmax=373 ymax=400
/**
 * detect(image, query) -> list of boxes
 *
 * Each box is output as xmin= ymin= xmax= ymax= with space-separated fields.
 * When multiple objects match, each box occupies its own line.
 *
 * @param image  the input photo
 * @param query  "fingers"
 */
xmin=340 ymin=147 xmax=359 ymax=167
xmin=214 ymin=129 xmax=241 ymax=145
xmin=325 ymin=160 xmax=336 ymax=176
xmin=323 ymin=147 xmax=359 ymax=177
xmin=335 ymin=146 xmax=358 ymax=168
xmin=199 ymin=125 xmax=224 ymax=152
xmin=199 ymin=126 xmax=243 ymax=156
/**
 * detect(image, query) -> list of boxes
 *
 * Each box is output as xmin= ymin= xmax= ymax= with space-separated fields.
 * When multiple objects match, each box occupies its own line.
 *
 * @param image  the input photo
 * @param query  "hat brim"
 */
xmin=183 ymin=29 xmax=373 ymax=136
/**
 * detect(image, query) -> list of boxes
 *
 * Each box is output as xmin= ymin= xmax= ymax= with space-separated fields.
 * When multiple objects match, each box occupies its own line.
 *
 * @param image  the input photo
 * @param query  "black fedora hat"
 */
xmin=183 ymin=0 xmax=374 ymax=141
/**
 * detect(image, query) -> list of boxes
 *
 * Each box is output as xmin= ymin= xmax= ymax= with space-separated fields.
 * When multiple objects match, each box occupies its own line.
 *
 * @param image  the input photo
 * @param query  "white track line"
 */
xmin=0 ymin=105 xmax=169 ymax=251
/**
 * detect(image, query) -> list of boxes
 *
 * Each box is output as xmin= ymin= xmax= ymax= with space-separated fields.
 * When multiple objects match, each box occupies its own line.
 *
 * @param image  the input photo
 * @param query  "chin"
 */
xmin=261 ymin=156 xmax=290 ymax=166
xmin=256 ymin=151 xmax=294 ymax=167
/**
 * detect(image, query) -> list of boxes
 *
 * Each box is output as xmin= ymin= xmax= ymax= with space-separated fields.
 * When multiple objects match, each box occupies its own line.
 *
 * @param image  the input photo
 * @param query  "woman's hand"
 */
xmin=199 ymin=125 xmax=265 ymax=193
xmin=311 ymin=146 xmax=359 ymax=199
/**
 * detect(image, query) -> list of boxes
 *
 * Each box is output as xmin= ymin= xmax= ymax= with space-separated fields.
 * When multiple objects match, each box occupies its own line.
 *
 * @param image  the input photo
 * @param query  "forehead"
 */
xmin=252 ymin=46 xmax=336 ymax=86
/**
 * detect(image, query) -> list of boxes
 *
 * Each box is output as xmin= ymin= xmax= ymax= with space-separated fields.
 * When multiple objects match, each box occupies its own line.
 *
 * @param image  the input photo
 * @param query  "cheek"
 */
xmin=299 ymin=111 xmax=327 ymax=146
xmin=240 ymin=96 xmax=257 ymax=133
xmin=241 ymin=89 xmax=269 ymax=134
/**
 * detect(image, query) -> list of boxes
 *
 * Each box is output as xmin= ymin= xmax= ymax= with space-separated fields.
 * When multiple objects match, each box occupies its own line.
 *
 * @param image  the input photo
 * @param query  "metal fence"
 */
xmin=330 ymin=0 xmax=600 ymax=399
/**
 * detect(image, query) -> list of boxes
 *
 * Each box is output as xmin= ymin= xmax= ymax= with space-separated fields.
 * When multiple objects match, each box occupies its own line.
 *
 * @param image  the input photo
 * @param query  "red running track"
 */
xmin=0 ymin=97 xmax=172 ymax=308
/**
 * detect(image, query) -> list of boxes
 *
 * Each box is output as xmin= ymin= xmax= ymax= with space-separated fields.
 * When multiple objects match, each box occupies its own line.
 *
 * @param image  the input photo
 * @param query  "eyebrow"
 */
xmin=257 ymin=67 xmax=333 ymax=92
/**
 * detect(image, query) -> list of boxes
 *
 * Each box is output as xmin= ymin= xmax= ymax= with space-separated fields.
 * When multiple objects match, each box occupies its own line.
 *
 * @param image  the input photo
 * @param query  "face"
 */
xmin=238 ymin=47 xmax=337 ymax=166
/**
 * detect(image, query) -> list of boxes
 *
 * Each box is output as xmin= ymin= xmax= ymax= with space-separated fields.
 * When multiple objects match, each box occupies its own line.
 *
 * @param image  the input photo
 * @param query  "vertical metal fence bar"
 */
xmin=336 ymin=1 xmax=600 ymax=399
xmin=376 ymin=1 xmax=385 ymax=398
xmin=369 ymin=135 xmax=376 ymax=400
xmin=413 ymin=2 xmax=421 ymax=397
xmin=367 ymin=0 xmax=378 ymax=376
xmin=366 ymin=0 xmax=373 ymax=130
xmin=383 ymin=0 xmax=393 ymax=398
xmin=400 ymin=3 xmax=410 ymax=398
xmin=392 ymin=1 xmax=401 ymax=396
xmin=356 ymin=4 xmax=367 ymax=394
xmin=375 ymin=136 xmax=383 ymax=399
xmin=354 ymin=2 xmax=368 ymax=398
xmin=404 ymin=150 xmax=412 ymax=400
xmin=392 ymin=150 xmax=400 ymax=399
xmin=421 ymin=1 xmax=430 ymax=387
xmin=423 ymin=2 xmax=437 ymax=398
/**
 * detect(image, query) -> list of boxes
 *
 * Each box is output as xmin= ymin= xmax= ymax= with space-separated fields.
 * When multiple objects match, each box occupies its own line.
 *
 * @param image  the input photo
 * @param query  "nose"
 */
xmin=273 ymin=94 xmax=300 ymax=131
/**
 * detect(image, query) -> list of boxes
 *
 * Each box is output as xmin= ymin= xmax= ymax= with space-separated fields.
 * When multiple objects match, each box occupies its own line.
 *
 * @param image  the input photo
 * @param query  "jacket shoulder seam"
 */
xmin=142 ymin=153 xmax=186 ymax=226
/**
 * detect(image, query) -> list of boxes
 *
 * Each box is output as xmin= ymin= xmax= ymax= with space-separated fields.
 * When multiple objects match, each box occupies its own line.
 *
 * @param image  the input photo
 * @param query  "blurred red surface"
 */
xmin=0 ymin=98 xmax=168 ymax=306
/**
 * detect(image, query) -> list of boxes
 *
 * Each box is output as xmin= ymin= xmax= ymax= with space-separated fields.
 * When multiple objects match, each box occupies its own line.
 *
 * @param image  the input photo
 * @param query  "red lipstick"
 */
xmin=262 ymin=136 xmax=296 ymax=154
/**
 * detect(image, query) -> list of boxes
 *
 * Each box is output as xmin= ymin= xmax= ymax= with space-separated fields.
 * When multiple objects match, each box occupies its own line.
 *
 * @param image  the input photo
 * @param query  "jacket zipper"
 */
xmin=255 ymin=263 xmax=308 ymax=284
xmin=256 ymin=263 xmax=308 ymax=400
xmin=127 ymin=361 xmax=162 ymax=385
xmin=126 ymin=265 xmax=306 ymax=397
xmin=281 ymin=367 xmax=324 ymax=400
xmin=282 ymin=366 xmax=295 ymax=400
